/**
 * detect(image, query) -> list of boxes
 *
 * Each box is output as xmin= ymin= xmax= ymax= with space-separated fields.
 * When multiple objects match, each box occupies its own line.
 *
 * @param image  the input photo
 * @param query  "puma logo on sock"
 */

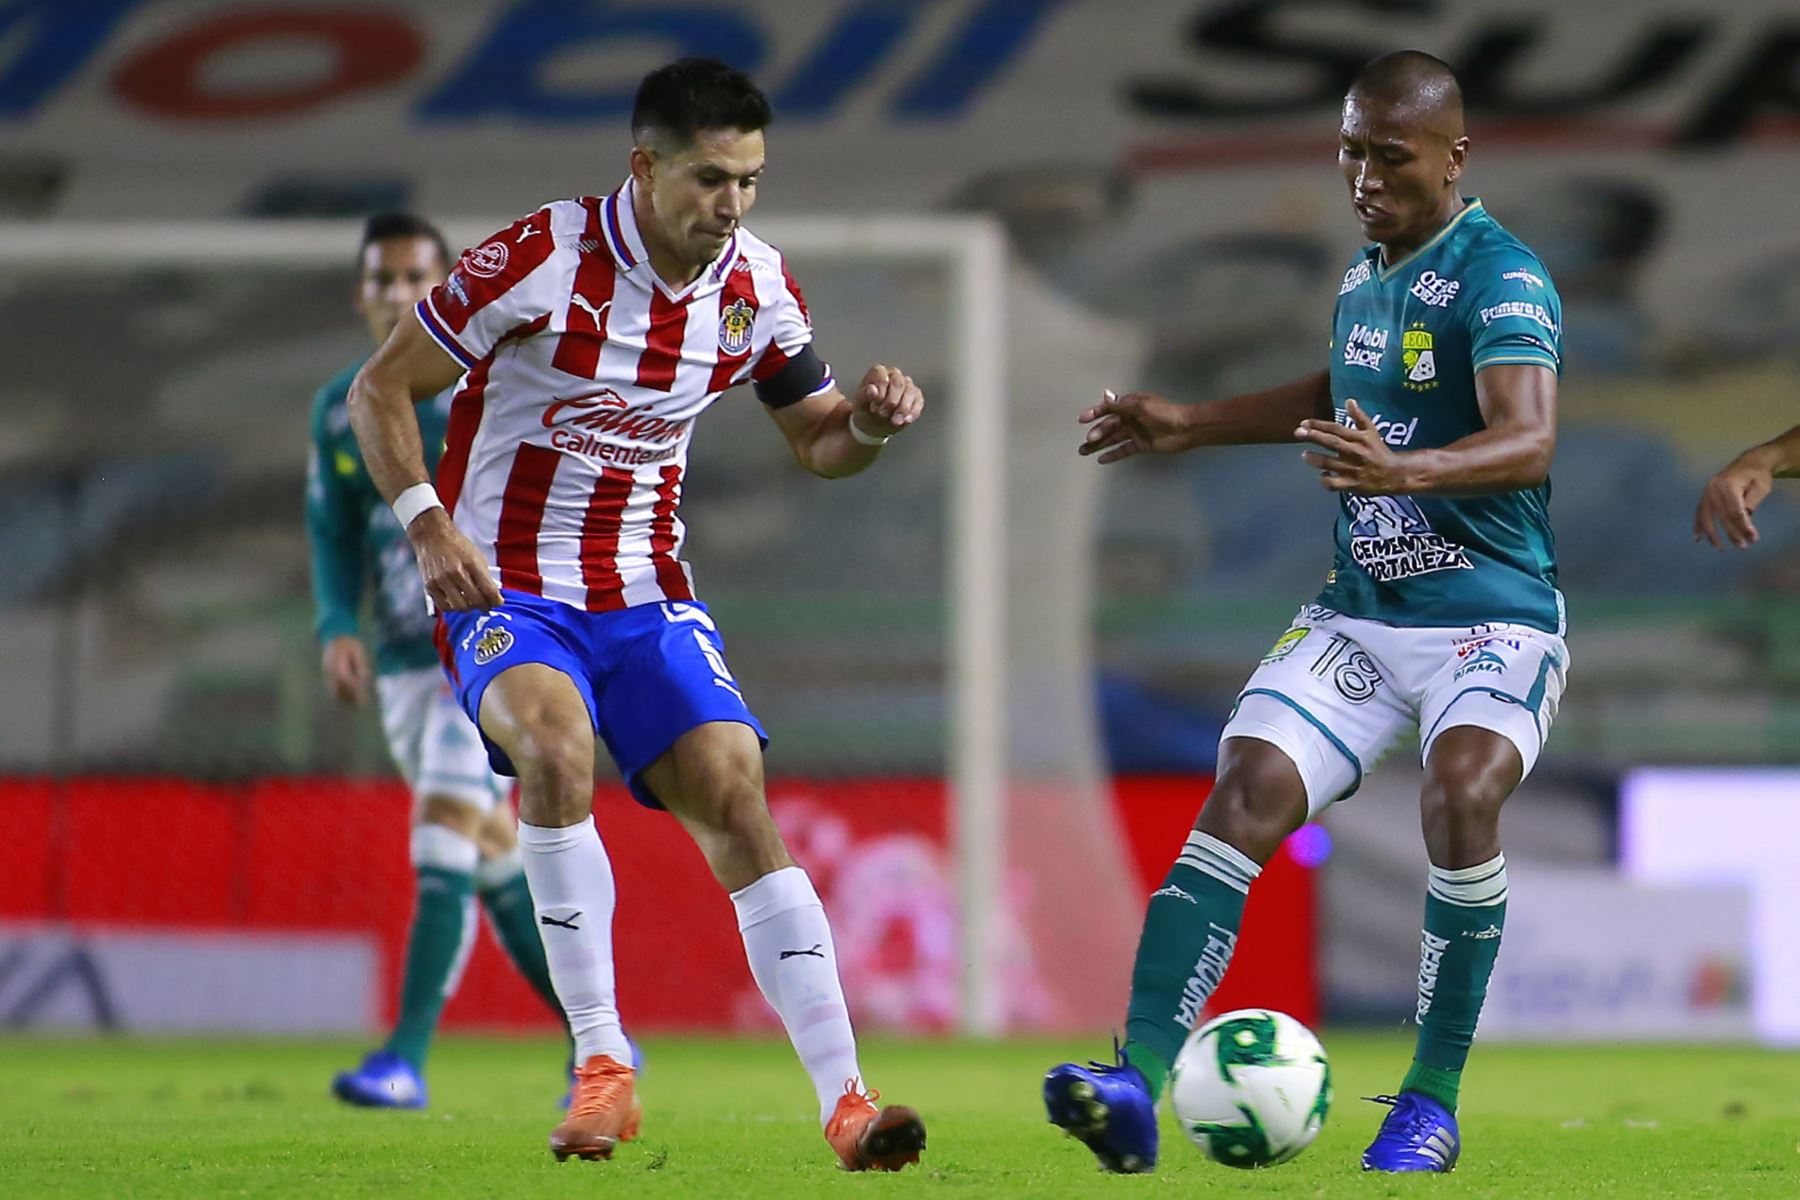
xmin=539 ymin=911 xmax=582 ymax=931
xmin=779 ymin=944 xmax=824 ymax=960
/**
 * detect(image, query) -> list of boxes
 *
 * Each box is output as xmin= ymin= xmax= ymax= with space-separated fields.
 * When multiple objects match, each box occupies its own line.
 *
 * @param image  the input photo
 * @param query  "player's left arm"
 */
xmin=765 ymin=364 xmax=923 ymax=479
xmin=1297 ymin=369 xmax=1555 ymax=496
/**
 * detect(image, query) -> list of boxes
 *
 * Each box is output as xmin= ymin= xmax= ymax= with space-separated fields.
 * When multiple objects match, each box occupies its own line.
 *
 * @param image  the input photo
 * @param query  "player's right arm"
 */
xmin=305 ymin=384 xmax=374 ymax=705
xmin=1077 ymin=371 xmax=1332 ymax=464
xmin=1695 ymin=424 xmax=1800 ymax=549
xmin=347 ymin=317 xmax=502 ymax=611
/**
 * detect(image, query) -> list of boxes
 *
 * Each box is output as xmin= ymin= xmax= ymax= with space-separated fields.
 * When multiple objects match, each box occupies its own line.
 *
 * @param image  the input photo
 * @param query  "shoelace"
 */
xmin=1363 ymin=1094 xmax=1434 ymax=1137
xmin=1081 ymin=1034 xmax=1126 ymax=1075
xmin=568 ymin=1059 xmax=632 ymax=1120
xmin=828 ymin=1078 xmax=880 ymax=1128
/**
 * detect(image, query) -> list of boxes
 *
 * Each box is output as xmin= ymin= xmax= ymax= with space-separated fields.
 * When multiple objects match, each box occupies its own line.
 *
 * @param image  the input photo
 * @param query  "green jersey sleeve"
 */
xmin=304 ymin=381 xmax=364 ymax=645
xmin=1465 ymin=257 xmax=1562 ymax=375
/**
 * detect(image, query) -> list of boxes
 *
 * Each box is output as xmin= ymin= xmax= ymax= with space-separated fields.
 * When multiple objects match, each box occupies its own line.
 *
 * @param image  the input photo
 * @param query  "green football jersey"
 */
xmin=304 ymin=359 xmax=451 ymax=675
xmin=1316 ymin=199 xmax=1564 ymax=634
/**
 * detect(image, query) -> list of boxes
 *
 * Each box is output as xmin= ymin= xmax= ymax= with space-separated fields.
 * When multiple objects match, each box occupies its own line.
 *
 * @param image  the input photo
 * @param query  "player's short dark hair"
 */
xmin=356 ymin=211 xmax=450 ymax=270
xmin=632 ymin=58 xmax=771 ymax=153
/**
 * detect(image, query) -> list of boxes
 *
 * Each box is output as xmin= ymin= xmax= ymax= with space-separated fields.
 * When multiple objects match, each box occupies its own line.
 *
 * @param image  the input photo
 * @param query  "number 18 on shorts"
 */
xmin=1222 ymin=605 xmax=1568 ymax=817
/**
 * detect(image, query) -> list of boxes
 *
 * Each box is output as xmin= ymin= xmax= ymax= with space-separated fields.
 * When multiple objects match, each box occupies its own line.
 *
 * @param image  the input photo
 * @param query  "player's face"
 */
xmin=1338 ymin=97 xmax=1464 ymax=251
xmin=355 ymin=236 xmax=446 ymax=344
xmin=638 ymin=128 xmax=764 ymax=274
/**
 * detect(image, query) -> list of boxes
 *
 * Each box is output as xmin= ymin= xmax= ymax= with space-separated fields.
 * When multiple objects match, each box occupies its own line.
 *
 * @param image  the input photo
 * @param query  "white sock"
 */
xmin=731 ymin=866 xmax=862 ymax=1125
xmin=517 ymin=818 xmax=632 ymax=1065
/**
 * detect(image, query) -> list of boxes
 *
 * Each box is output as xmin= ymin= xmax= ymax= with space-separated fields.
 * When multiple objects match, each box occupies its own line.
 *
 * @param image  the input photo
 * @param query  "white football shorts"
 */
xmin=1221 ymin=605 xmax=1569 ymax=818
xmin=375 ymin=666 xmax=510 ymax=813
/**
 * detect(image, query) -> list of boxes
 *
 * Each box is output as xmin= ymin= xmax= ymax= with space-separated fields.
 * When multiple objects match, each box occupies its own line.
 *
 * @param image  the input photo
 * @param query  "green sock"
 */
xmin=477 ymin=865 xmax=565 ymax=1020
xmin=1121 ymin=830 xmax=1259 ymax=1100
xmin=384 ymin=865 xmax=476 ymax=1072
xmin=1405 ymin=855 xmax=1509 ymax=1112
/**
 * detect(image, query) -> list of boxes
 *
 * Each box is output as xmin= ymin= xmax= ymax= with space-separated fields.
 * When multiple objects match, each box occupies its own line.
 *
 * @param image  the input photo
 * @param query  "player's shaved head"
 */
xmin=1338 ymin=51 xmax=1471 ymax=256
xmin=1347 ymin=51 xmax=1464 ymax=141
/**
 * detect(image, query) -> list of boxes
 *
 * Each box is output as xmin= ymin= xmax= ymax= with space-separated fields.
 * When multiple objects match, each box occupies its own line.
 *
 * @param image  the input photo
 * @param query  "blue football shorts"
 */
xmin=439 ymin=591 xmax=767 ymax=809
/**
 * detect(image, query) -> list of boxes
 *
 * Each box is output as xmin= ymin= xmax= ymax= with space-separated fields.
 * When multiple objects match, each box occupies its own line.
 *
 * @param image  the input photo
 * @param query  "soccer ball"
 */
xmin=1167 ymin=1008 xmax=1331 ymax=1168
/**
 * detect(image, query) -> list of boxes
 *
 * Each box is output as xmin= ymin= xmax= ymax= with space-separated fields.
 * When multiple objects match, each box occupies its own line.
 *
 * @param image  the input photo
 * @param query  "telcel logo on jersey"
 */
xmin=1402 ymin=324 xmax=1437 ymax=390
xmin=1335 ymin=403 xmax=1417 ymax=446
xmin=1409 ymin=270 xmax=1461 ymax=308
xmin=1343 ymin=323 xmax=1388 ymax=371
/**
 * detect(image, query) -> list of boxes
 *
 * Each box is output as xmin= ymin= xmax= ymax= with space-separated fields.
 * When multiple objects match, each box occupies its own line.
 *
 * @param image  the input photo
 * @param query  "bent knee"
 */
xmin=1198 ymin=752 xmax=1308 ymax=865
xmin=503 ymin=708 xmax=593 ymax=785
xmin=1423 ymin=728 xmax=1522 ymax=814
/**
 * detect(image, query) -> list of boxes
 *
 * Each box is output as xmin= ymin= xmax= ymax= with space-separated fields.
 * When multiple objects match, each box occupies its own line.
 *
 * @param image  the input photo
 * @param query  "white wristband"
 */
xmin=392 ymin=482 xmax=444 ymax=529
xmin=848 ymin=414 xmax=893 ymax=447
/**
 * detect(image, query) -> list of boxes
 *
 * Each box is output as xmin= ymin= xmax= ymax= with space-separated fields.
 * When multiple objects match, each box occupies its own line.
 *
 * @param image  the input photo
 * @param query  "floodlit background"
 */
xmin=3 ymin=0 xmax=1797 ymax=1058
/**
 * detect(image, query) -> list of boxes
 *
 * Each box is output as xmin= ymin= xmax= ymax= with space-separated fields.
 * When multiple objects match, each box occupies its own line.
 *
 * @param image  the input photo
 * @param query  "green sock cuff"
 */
xmin=418 ymin=864 xmax=475 ymax=893
xmin=1121 ymin=1041 xmax=1171 ymax=1101
xmin=1401 ymin=1059 xmax=1461 ymax=1111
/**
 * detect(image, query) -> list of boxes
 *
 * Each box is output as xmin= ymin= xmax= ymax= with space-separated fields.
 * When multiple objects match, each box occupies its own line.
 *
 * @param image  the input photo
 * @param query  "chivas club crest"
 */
xmin=473 ymin=626 xmax=514 ymax=666
xmin=718 ymin=298 xmax=755 ymax=354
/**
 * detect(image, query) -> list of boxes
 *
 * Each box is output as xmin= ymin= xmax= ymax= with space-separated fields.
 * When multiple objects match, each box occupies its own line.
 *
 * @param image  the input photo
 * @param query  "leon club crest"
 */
xmin=718 ymin=298 xmax=755 ymax=354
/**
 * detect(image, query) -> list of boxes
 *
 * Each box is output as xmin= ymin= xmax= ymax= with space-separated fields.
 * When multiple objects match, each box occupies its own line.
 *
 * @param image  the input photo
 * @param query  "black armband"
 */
xmin=754 ymin=345 xmax=831 ymax=409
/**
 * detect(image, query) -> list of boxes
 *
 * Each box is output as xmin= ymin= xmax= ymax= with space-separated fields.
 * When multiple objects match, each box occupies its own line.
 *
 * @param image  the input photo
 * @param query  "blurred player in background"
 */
xmin=306 ymin=213 xmax=567 ymax=1108
xmin=1694 ymin=425 xmax=1800 ymax=548
xmin=347 ymin=60 xmax=927 ymax=1169
xmin=1047 ymin=51 xmax=1566 ymax=1175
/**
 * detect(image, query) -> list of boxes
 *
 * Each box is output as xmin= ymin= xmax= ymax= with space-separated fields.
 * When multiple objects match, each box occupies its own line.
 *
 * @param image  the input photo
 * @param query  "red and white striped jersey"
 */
xmin=415 ymin=181 xmax=830 ymax=612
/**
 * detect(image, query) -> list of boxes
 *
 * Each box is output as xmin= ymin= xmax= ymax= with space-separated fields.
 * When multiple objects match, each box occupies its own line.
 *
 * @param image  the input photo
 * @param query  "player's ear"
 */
xmin=629 ymin=144 xmax=656 ymax=189
xmin=1445 ymin=136 xmax=1469 ymax=185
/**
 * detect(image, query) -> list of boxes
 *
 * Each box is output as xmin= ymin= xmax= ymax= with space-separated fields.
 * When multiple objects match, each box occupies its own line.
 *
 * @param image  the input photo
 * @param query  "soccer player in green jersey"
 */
xmin=1044 ymin=51 xmax=1565 ymax=1175
xmin=1695 ymin=425 xmax=1800 ymax=549
xmin=308 ymin=213 xmax=570 ymax=1108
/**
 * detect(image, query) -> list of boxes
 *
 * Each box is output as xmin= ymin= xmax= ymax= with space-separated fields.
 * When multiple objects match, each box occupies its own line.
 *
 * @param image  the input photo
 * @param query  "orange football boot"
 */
xmin=550 ymin=1054 xmax=639 ymax=1162
xmin=824 ymin=1079 xmax=926 ymax=1171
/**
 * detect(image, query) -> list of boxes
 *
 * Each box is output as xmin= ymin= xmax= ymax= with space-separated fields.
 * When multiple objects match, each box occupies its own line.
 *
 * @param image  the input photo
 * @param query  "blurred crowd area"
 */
xmin=5 ymin=0 xmax=1800 ymax=776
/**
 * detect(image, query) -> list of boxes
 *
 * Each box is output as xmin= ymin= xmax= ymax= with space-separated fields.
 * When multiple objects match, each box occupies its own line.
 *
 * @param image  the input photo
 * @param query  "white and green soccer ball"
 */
xmin=1168 ymin=1008 xmax=1332 ymax=1168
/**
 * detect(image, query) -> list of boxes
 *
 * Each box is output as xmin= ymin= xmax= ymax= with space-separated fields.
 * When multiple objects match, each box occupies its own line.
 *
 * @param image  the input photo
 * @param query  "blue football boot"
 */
xmin=332 ymin=1050 xmax=427 ymax=1109
xmin=1043 ymin=1045 xmax=1158 ymax=1174
xmin=1360 ymin=1092 xmax=1460 ymax=1172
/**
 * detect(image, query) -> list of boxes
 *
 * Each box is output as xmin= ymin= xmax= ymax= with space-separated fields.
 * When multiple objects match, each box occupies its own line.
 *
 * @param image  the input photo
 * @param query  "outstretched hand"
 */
xmin=1694 ymin=452 xmax=1775 ymax=550
xmin=1077 ymin=389 xmax=1192 ymax=463
xmin=1295 ymin=398 xmax=1409 ymax=493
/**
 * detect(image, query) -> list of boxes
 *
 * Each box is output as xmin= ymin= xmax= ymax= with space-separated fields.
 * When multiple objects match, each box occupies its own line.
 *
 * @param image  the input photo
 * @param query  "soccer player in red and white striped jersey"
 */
xmin=348 ymin=59 xmax=926 ymax=1170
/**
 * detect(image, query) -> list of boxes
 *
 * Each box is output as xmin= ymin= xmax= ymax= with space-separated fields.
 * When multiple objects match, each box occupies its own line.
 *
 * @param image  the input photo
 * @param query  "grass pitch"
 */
xmin=1 ymin=1033 xmax=1795 ymax=1197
